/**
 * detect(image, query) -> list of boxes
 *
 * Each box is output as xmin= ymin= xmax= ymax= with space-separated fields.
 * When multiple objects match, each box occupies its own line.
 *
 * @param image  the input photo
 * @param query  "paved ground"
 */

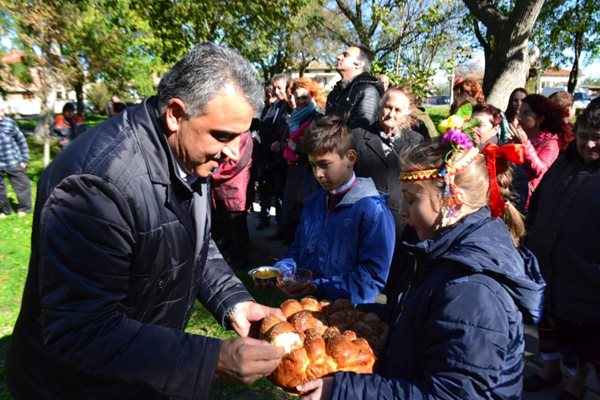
xmin=245 ymin=206 xmax=600 ymax=399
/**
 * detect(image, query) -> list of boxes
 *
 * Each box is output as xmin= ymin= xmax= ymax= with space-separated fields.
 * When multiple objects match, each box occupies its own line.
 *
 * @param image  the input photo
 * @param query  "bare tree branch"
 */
xmin=462 ymin=0 xmax=506 ymax=33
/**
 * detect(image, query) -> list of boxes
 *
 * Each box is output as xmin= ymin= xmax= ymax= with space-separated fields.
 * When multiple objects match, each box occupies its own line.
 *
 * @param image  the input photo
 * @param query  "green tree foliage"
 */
xmin=1 ymin=0 xmax=160 ymax=115
xmin=134 ymin=0 xmax=309 ymax=79
xmin=533 ymin=0 xmax=600 ymax=93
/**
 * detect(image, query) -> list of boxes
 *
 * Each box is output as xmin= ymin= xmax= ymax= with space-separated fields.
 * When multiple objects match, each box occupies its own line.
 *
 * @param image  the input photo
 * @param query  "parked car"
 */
xmin=437 ymin=95 xmax=450 ymax=105
xmin=573 ymin=91 xmax=591 ymax=110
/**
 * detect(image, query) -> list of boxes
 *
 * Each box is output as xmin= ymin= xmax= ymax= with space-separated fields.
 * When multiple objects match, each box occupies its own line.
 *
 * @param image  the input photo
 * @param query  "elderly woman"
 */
xmin=352 ymin=87 xmax=426 ymax=296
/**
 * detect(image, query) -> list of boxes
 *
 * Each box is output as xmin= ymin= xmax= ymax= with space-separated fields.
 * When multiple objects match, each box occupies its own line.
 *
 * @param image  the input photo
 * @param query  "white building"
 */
xmin=1 ymin=50 xmax=79 ymax=116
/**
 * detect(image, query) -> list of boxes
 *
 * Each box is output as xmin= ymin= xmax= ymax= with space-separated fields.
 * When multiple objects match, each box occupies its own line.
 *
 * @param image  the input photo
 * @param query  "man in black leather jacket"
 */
xmin=326 ymin=44 xmax=383 ymax=129
xmin=5 ymin=43 xmax=284 ymax=400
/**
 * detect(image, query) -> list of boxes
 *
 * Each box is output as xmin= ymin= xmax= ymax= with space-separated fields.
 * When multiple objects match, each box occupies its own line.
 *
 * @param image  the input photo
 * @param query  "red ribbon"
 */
xmin=480 ymin=143 xmax=525 ymax=218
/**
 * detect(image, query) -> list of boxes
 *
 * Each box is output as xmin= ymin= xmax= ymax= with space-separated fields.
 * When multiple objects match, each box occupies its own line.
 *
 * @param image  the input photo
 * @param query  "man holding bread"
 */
xmin=6 ymin=43 xmax=284 ymax=399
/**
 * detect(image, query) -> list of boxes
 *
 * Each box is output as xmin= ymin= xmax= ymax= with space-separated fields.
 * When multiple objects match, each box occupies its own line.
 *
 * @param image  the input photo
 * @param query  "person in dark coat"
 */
xmin=326 ymin=44 xmax=383 ymax=129
xmin=352 ymin=87 xmax=426 ymax=297
xmin=5 ymin=43 xmax=285 ymax=400
xmin=254 ymin=80 xmax=289 ymax=231
xmin=297 ymin=133 xmax=545 ymax=400
xmin=525 ymin=101 xmax=600 ymax=399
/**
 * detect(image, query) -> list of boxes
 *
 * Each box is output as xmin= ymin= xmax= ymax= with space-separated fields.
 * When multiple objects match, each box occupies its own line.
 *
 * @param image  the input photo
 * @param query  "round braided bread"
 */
xmin=260 ymin=297 xmax=388 ymax=390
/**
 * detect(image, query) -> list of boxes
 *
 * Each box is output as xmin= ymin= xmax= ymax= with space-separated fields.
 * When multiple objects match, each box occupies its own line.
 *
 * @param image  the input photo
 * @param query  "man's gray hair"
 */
xmin=271 ymin=73 xmax=288 ymax=85
xmin=158 ymin=43 xmax=264 ymax=118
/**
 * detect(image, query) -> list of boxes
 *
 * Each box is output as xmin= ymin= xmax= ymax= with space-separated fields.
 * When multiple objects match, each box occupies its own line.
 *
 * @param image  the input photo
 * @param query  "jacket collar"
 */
xmin=130 ymin=96 xmax=191 ymax=192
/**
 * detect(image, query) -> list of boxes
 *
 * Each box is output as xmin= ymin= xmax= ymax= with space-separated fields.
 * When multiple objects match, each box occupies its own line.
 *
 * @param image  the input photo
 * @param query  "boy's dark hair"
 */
xmin=62 ymin=102 xmax=75 ymax=113
xmin=576 ymin=99 xmax=600 ymax=131
xmin=302 ymin=115 xmax=356 ymax=158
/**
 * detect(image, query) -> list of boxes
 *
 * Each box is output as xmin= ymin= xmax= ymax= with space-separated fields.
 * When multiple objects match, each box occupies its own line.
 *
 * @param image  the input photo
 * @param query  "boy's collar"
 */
xmin=329 ymin=173 xmax=356 ymax=195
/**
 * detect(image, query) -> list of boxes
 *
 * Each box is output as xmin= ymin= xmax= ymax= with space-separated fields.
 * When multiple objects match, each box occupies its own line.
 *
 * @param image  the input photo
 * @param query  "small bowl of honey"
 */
xmin=248 ymin=266 xmax=282 ymax=289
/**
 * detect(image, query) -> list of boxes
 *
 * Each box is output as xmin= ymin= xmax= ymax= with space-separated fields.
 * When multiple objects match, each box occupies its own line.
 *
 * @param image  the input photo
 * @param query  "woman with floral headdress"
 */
xmin=297 ymin=132 xmax=545 ymax=400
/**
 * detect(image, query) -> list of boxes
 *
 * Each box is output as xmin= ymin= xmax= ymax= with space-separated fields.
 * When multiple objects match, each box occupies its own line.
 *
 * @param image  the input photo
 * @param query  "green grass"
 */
xmin=423 ymin=105 xmax=450 ymax=133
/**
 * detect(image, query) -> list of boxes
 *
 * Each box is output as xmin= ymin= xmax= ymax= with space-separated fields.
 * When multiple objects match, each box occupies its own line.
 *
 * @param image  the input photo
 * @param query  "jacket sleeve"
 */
xmin=11 ymin=120 xmax=29 ymax=163
xmin=198 ymin=238 xmax=255 ymax=328
xmin=347 ymin=85 xmax=381 ymax=130
xmin=38 ymin=175 xmax=224 ymax=400
xmin=522 ymin=137 xmax=559 ymax=179
xmin=314 ymin=200 xmax=396 ymax=303
xmin=332 ymin=276 xmax=514 ymax=399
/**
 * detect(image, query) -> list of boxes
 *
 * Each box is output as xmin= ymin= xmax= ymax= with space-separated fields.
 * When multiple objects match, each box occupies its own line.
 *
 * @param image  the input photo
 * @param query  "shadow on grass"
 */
xmin=0 ymin=335 xmax=13 ymax=400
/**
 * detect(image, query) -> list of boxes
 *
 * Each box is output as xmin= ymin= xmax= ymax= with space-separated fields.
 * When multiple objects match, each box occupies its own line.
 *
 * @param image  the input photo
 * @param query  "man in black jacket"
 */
xmin=326 ymin=44 xmax=383 ymax=129
xmin=6 ymin=43 xmax=284 ymax=400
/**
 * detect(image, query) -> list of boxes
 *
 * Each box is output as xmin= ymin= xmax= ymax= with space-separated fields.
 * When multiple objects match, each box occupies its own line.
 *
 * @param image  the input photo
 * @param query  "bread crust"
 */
xmin=261 ymin=297 xmax=387 ymax=390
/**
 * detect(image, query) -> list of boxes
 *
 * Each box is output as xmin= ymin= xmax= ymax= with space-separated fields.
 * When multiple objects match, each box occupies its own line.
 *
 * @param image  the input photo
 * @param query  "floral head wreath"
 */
xmin=400 ymin=103 xmax=480 ymax=183
xmin=400 ymin=104 xmax=525 ymax=219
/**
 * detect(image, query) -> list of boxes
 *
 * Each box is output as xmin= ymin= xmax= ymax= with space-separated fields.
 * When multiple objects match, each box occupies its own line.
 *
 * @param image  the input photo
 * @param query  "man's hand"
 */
xmin=215 ymin=337 xmax=284 ymax=385
xmin=19 ymin=162 xmax=28 ymax=170
xmin=229 ymin=301 xmax=286 ymax=338
xmin=271 ymin=141 xmax=281 ymax=152
xmin=298 ymin=377 xmax=334 ymax=400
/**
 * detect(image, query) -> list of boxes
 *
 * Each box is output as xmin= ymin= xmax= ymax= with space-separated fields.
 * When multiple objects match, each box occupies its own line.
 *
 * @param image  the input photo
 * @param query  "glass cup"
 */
xmin=295 ymin=268 xmax=313 ymax=284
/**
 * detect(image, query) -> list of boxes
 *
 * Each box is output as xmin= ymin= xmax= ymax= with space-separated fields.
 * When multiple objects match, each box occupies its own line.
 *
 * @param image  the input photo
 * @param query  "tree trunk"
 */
xmin=463 ymin=0 xmax=544 ymax=110
xmin=567 ymin=0 xmax=584 ymax=94
xmin=75 ymin=81 xmax=84 ymax=115
xmin=567 ymin=30 xmax=583 ymax=93
xmin=482 ymin=38 xmax=530 ymax=110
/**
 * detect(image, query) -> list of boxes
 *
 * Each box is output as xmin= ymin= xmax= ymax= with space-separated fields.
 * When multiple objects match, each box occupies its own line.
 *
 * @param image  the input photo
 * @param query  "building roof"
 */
xmin=542 ymin=68 xmax=571 ymax=77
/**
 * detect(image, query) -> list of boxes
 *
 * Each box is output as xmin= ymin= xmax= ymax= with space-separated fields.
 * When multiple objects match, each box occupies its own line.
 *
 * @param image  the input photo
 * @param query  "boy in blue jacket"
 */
xmin=274 ymin=115 xmax=395 ymax=304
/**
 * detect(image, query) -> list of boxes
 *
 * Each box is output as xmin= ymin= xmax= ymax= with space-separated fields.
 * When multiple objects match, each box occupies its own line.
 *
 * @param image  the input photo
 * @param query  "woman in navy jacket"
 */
xmin=298 ymin=132 xmax=545 ymax=399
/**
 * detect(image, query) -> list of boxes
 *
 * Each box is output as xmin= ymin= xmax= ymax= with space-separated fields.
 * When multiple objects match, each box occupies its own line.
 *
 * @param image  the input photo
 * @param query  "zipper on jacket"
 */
xmin=155 ymin=279 xmax=165 ymax=296
xmin=399 ymin=256 xmax=418 ymax=315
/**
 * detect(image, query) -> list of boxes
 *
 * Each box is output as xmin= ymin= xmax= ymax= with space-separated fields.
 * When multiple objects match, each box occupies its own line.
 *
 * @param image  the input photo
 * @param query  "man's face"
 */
xmin=308 ymin=150 xmax=356 ymax=192
xmin=273 ymin=78 xmax=288 ymax=102
xmin=378 ymin=75 xmax=389 ymax=91
xmin=576 ymin=124 xmax=600 ymax=164
xmin=336 ymin=47 xmax=362 ymax=74
xmin=165 ymin=84 xmax=254 ymax=177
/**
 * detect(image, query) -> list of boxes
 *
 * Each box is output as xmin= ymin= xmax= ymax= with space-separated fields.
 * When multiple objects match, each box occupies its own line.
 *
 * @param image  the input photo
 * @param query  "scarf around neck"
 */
xmin=288 ymin=102 xmax=316 ymax=132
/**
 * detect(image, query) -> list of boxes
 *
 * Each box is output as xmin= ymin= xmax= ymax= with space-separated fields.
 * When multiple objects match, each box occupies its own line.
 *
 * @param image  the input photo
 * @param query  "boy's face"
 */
xmin=308 ymin=150 xmax=356 ymax=192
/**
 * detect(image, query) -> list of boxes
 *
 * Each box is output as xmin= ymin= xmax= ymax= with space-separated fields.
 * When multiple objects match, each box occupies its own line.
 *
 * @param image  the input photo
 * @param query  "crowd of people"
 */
xmin=2 ymin=42 xmax=599 ymax=400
